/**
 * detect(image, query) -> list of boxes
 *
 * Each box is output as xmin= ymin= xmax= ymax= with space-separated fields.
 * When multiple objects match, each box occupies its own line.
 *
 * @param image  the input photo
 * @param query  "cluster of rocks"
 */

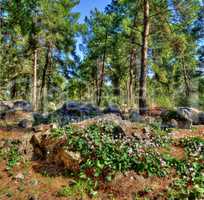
xmin=46 ymin=101 xmax=102 ymax=126
xmin=36 ymin=102 xmax=124 ymax=127
xmin=0 ymin=100 xmax=126 ymax=129
xmin=0 ymin=100 xmax=32 ymax=113
xmin=30 ymin=114 xmax=131 ymax=171
xmin=161 ymin=107 xmax=204 ymax=129
xmin=0 ymin=100 xmax=33 ymax=129
xmin=2 ymin=100 xmax=204 ymax=130
xmin=3 ymin=100 xmax=204 ymax=175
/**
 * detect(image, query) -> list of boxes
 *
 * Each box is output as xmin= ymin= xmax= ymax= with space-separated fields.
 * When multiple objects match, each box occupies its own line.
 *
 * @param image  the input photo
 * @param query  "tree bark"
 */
xmin=182 ymin=58 xmax=191 ymax=97
xmin=112 ymin=74 xmax=120 ymax=96
xmin=96 ymin=31 xmax=108 ymax=106
xmin=32 ymin=49 xmax=38 ymax=112
xmin=40 ymin=44 xmax=51 ymax=112
xmin=128 ymin=16 xmax=137 ymax=107
xmin=24 ymin=76 xmax=30 ymax=100
xmin=139 ymin=0 xmax=150 ymax=115
xmin=11 ymin=78 xmax=17 ymax=99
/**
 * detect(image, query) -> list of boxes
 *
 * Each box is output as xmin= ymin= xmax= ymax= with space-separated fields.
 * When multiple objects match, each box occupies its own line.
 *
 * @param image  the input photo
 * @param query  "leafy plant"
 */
xmin=51 ymin=122 xmax=172 ymax=180
xmin=180 ymin=137 xmax=204 ymax=160
xmin=57 ymin=179 xmax=96 ymax=198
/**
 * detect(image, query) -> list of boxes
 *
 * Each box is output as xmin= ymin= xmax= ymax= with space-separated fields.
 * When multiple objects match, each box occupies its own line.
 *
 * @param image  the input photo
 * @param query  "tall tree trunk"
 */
xmin=139 ymin=0 xmax=150 ymax=115
xmin=112 ymin=74 xmax=120 ymax=96
xmin=96 ymin=59 xmax=104 ymax=106
xmin=11 ymin=78 xmax=17 ymax=99
xmin=128 ymin=16 xmax=137 ymax=107
xmin=95 ymin=59 xmax=100 ymax=105
xmin=128 ymin=48 xmax=137 ymax=107
xmin=24 ymin=76 xmax=30 ymax=100
xmin=32 ymin=49 xmax=38 ymax=112
xmin=182 ymin=58 xmax=191 ymax=98
xmin=40 ymin=44 xmax=51 ymax=112
xmin=97 ymin=31 xmax=108 ymax=106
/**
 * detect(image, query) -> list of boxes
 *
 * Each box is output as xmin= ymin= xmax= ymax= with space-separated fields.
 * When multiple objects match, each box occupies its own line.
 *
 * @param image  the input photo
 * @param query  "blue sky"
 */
xmin=73 ymin=0 xmax=111 ymax=58
xmin=74 ymin=0 xmax=111 ymax=23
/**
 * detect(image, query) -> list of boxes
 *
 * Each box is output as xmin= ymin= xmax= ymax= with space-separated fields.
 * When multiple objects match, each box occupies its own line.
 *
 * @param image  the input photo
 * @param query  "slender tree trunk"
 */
xmin=128 ymin=48 xmax=137 ymax=107
xmin=139 ymin=0 xmax=150 ymax=115
xmin=95 ymin=59 xmax=100 ymax=105
xmin=24 ymin=76 xmax=30 ymax=100
xmin=128 ymin=53 xmax=134 ymax=106
xmin=32 ymin=49 xmax=38 ymax=112
xmin=182 ymin=58 xmax=190 ymax=97
xmin=11 ymin=78 xmax=17 ymax=99
xmin=40 ymin=44 xmax=51 ymax=112
xmin=97 ymin=59 xmax=104 ymax=106
xmin=97 ymin=31 xmax=108 ymax=106
xmin=112 ymin=74 xmax=120 ymax=96
xmin=128 ymin=16 xmax=137 ymax=107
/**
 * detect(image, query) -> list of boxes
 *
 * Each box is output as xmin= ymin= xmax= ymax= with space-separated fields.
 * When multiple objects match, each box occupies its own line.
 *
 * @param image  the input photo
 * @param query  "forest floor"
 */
xmin=1 ymin=119 xmax=204 ymax=200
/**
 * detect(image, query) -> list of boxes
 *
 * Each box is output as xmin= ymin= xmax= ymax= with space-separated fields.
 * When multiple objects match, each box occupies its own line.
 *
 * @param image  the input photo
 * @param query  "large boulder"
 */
xmin=161 ymin=107 xmax=203 ymax=129
xmin=0 ymin=109 xmax=33 ymax=122
xmin=30 ymin=132 xmax=82 ymax=171
xmin=0 ymin=101 xmax=13 ymax=112
xmin=129 ymin=111 xmax=142 ymax=122
xmin=33 ymin=112 xmax=48 ymax=126
xmin=0 ymin=100 xmax=32 ymax=123
xmin=177 ymin=107 xmax=200 ymax=124
xmin=18 ymin=119 xmax=33 ymax=129
xmin=13 ymin=100 xmax=32 ymax=112
xmin=62 ymin=101 xmax=81 ymax=115
xmin=79 ymin=103 xmax=101 ymax=116
xmin=73 ymin=114 xmax=133 ymax=138
xmin=103 ymin=104 xmax=123 ymax=118
xmin=61 ymin=101 xmax=100 ymax=116
xmin=0 ymin=112 xmax=6 ymax=120
xmin=47 ymin=101 xmax=101 ymax=126
xmin=0 ymin=100 xmax=32 ymax=112
xmin=198 ymin=112 xmax=204 ymax=124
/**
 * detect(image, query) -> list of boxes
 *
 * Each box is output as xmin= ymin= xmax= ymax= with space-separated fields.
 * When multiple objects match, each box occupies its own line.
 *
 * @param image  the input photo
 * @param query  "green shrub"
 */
xmin=51 ymin=122 xmax=171 ymax=179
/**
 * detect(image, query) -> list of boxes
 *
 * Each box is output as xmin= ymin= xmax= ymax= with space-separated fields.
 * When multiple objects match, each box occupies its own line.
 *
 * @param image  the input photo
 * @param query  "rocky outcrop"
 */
xmin=161 ymin=107 xmax=204 ymax=129
xmin=0 ymin=101 xmax=13 ymax=112
xmin=13 ymin=100 xmax=32 ymax=112
xmin=198 ymin=112 xmax=204 ymax=124
xmin=18 ymin=119 xmax=33 ymax=129
xmin=177 ymin=107 xmax=200 ymax=124
xmin=0 ymin=100 xmax=32 ymax=113
xmin=72 ymin=114 xmax=133 ymax=138
xmin=0 ymin=100 xmax=33 ymax=127
xmin=103 ymin=104 xmax=123 ymax=118
xmin=0 ymin=109 xmax=33 ymax=123
xmin=30 ymin=114 xmax=137 ymax=171
xmin=47 ymin=101 xmax=101 ymax=126
xmin=33 ymin=112 xmax=48 ymax=126
xmin=30 ymin=132 xmax=82 ymax=171
xmin=129 ymin=111 xmax=141 ymax=122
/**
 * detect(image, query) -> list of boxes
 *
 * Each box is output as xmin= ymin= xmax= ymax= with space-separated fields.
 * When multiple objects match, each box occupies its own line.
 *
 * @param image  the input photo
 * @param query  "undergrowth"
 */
xmin=51 ymin=124 xmax=204 ymax=199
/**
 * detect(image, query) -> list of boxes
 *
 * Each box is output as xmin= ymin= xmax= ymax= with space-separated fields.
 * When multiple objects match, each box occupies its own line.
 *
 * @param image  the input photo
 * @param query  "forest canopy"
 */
xmin=0 ymin=0 xmax=204 ymax=113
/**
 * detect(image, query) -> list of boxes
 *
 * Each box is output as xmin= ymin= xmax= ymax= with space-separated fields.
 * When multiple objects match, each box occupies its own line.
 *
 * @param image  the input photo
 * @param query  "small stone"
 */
xmin=142 ymin=127 xmax=150 ymax=134
xmin=68 ymin=179 xmax=76 ymax=186
xmin=50 ymin=123 xmax=58 ymax=129
xmin=103 ymin=104 xmax=123 ymax=118
xmin=32 ymin=125 xmax=44 ymax=132
xmin=30 ymin=179 xmax=38 ymax=186
xmin=129 ymin=111 xmax=141 ymax=122
xmin=18 ymin=119 xmax=33 ymax=129
xmin=28 ymin=194 xmax=38 ymax=200
xmin=15 ymin=173 xmax=24 ymax=180
xmin=132 ymin=132 xmax=139 ymax=138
